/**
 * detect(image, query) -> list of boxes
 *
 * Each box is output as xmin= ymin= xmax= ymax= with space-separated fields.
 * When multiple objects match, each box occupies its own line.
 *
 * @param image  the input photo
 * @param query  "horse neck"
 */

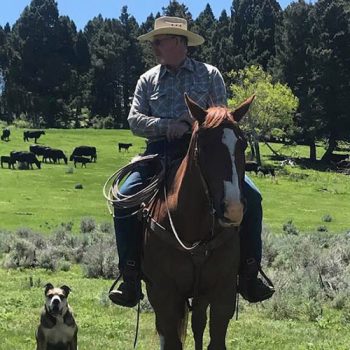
xmin=166 ymin=153 xmax=213 ymax=242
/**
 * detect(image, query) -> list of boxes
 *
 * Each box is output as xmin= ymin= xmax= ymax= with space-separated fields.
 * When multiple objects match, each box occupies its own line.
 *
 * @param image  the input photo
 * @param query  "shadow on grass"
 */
xmin=267 ymin=154 xmax=341 ymax=173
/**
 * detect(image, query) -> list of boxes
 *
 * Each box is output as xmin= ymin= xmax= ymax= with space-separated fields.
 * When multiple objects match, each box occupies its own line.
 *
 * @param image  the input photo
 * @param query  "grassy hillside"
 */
xmin=1 ymin=128 xmax=349 ymax=234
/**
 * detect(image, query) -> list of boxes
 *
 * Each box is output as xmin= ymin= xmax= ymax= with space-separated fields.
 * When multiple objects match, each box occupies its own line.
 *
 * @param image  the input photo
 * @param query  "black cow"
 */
xmin=46 ymin=148 xmax=68 ymax=164
xmin=29 ymin=145 xmax=51 ymax=160
xmin=70 ymin=146 xmax=97 ymax=162
xmin=257 ymin=166 xmax=275 ymax=177
xmin=1 ymin=129 xmax=10 ymax=141
xmin=118 ymin=143 xmax=133 ymax=152
xmin=23 ymin=130 xmax=45 ymax=143
xmin=10 ymin=151 xmax=41 ymax=169
xmin=73 ymin=156 xmax=91 ymax=168
xmin=1 ymin=155 xmax=16 ymax=169
xmin=245 ymin=161 xmax=259 ymax=174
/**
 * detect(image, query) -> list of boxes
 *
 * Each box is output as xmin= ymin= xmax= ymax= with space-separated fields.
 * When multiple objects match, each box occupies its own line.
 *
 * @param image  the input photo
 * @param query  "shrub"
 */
xmin=282 ymin=219 xmax=299 ymax=235
xmin=80 ymin=217 xmax=96 ymax=233
xmin=322 ymin=214 xmax=332 ymax=223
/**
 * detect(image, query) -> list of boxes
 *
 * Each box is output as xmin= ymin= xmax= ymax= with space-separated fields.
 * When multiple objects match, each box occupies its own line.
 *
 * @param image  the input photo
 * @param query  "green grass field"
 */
xmin=2 ymin=266 xmax=350 ymax=350
xmin=0 ymin=128 xmax=349 ymax=234
xmin=1 ymin=128 xmax=350 ymax=349
xmin=0 ymin=128 xmax=147 ymax=232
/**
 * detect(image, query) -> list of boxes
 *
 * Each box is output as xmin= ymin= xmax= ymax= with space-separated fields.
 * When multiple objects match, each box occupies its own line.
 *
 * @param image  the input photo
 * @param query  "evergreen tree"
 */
xmin=162 ymin=1 xmax=193 ymax=25
xmin=139 ymin=13 xmax=157 ymax=70
xmin=274 ymin=0 xmax=320 ymax=159
xmin=119 ymin=7 xmax=144 ymax=126
xmin=212 ymin=10 xmax=235 ymax=87
xmin=87 ymin=16 xmax=124 ymax=123
xmin=232 ymin=0 xmax=282 ymax=70
xmin=6 ymin=0 xmax=77 ymax=127
xmin=309 ymin=0 xmax=350 ymax=159
xmin=191 ymin=4 xmax=217 ymax=63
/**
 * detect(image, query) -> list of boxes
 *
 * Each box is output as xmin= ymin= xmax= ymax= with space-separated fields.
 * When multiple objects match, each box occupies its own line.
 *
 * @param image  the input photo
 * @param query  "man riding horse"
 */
xmin=109 ymin=16 xmax=274 ymax=307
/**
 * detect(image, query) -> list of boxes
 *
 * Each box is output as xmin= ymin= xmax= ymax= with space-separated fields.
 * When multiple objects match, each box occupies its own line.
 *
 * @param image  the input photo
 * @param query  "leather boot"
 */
xmin=239 ymin=258 xmax=275 ymax=303
xmin=109 ymin=261 xmax=143 ymax=307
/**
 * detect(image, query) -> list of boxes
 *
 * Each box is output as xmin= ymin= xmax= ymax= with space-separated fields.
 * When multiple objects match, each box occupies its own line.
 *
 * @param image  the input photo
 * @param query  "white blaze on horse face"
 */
xmin=221 ymin=128 xmax=243 ymax=223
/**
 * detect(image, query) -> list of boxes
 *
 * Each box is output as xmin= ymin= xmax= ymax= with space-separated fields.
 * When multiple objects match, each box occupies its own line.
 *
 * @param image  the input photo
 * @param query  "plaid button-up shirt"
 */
xmin=128 ymin=57 xmax=227 ymax=140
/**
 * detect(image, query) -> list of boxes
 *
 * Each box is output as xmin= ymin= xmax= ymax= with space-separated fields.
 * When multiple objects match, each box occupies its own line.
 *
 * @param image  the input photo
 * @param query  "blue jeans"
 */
xmin=113 ymin=138 xmax=263 ymax=270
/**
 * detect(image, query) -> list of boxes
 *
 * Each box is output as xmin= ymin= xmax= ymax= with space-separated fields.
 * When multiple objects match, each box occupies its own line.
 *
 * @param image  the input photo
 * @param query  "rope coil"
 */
xmin=103 ymin=154 xmax=165 ymax=216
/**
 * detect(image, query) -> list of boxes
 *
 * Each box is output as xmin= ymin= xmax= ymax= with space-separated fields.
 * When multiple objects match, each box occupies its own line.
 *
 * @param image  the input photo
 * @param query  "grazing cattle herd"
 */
xmin=1 ymin=128 xmax=100 ymax=170
xmin=1 ymin=127 xmax=350 ymax=174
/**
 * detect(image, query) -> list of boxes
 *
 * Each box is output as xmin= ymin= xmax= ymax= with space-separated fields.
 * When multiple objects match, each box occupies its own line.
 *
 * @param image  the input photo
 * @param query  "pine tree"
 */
xmin=274 ymin=0 xmax=320 ymax=159
xmin=232 ymin=0 xmax=282 ymax=70
xmin=191 ymin=4 xmax=217 ymax=63
xmin=309 ymin=0 xmax=350 ymax=159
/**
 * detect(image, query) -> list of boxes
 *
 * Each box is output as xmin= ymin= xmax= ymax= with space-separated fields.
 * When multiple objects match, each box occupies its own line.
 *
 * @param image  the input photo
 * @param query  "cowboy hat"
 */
xmin=137 ymin=16 xmax=204 ymax=46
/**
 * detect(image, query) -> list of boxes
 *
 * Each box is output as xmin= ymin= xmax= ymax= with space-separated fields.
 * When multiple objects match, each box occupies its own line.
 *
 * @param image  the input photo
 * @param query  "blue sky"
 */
xmin=1 ymin=1 xmax=294 ymax=30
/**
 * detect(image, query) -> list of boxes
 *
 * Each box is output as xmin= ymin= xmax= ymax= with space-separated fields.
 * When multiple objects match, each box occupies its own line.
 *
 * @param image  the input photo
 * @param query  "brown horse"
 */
xmin=142 ymin=94 xmax=254 ymax=350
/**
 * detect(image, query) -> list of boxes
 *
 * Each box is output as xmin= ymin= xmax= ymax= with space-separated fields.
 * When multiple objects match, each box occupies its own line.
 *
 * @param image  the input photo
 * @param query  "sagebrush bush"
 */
xmin=282 ymin=219 xmax=299 ymax=235
xmin=80 ymin=217 xmax=96 ymax=233
xmin=1 ymin=223 xmax=350 ymax=323
xmin=322 ymin=214 xmax=333 ymax=223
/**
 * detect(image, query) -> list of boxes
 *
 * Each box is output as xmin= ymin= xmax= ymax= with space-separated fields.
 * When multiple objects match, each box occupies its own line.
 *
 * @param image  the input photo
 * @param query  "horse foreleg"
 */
xmin=148 ymin=290 xmax=187 ymax=350
xmin=154 ymin=303 xmax=187 ymax=350
xmin=207 ymin=289 xmax=236 ymax=350
xmin=191 ymin=298 xmax=209 ymax=350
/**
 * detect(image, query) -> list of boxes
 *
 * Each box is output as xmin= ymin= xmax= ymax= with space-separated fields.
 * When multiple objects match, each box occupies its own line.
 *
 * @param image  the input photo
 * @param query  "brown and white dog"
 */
xmin=36 ymin=283 xmax=78 ymax=350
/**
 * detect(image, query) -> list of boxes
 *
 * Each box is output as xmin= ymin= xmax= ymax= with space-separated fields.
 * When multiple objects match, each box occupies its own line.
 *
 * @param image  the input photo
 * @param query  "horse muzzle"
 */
xmin=219 ymin=202 xmax=244 ymax=227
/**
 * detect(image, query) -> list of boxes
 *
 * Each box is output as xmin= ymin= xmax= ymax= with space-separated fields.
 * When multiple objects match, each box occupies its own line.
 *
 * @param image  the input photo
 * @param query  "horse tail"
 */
xmin=178 ymin=303 xmax=189 ymax=346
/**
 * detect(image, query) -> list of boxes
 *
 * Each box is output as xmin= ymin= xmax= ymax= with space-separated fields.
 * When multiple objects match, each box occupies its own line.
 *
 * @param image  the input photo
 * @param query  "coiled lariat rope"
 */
xmin=103 ymin=154 xmax=165 ymax=217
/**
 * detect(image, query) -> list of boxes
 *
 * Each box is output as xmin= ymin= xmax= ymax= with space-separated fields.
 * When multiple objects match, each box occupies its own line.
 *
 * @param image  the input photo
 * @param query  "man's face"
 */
xmin=151 ymin=35 xmax=185 ymax=66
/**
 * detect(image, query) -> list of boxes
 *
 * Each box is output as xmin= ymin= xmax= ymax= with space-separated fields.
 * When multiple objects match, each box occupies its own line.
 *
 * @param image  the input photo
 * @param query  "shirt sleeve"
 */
xmin=208 ymin=67 xmax=227 ymax=107
xmin=127 ymin=76 xmax=172 ymax=138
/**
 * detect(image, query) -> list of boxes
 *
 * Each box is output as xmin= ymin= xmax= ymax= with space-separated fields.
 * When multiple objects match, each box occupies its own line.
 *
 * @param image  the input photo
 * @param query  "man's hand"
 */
xmin=166 ymin=120 xmax=190 ymax=141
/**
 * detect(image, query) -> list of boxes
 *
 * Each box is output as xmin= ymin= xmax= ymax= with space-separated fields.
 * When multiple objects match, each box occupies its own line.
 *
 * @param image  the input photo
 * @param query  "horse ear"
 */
xmin=231 ymin=95 xmax=255 ymax=122
xmin=184 ymin=93 xmax=206 ymax=125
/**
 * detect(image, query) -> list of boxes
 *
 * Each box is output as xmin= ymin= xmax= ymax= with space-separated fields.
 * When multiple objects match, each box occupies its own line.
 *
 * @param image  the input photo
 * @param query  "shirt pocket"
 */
xmin=149 ymin=91 xmax=168 ymax=117
xmin=188 ymin=84 xmax=208 ymax=109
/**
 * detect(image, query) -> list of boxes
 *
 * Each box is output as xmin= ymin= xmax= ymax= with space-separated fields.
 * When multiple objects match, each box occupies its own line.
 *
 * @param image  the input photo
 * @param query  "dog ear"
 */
xmin=44 ymin=283 xmax=54 ymax=295
xmin=60 ymin=285 xmax=71 ymax=297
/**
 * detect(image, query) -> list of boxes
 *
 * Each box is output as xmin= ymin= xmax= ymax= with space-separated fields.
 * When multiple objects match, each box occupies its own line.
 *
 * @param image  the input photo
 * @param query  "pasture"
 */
xmin=0 ymin=128 xmax=349 ymax=234
xmin=0 ymin=128 xmax=146 ymax=232
xmin=1 ymin=264 xmax=350 ymax=349
xmin=1 ymin=128 xmax=350 ymax=349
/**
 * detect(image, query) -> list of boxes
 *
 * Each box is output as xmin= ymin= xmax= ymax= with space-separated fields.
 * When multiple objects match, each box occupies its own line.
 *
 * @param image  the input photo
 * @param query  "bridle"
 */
xmin=163 ymin=124 xmax=245 ymax=251
xmin=191 ymin=124 xmax=246 ymax=227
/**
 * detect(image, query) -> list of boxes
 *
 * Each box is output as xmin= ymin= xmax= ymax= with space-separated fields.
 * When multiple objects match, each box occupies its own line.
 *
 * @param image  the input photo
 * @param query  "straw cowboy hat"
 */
xmin=138 ymin=16 xmax=204 ymax=46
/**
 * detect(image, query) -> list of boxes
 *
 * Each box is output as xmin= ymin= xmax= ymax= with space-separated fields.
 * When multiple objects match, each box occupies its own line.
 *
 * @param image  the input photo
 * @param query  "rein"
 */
xmin=161 ymin=131 xmax=216 ymax=251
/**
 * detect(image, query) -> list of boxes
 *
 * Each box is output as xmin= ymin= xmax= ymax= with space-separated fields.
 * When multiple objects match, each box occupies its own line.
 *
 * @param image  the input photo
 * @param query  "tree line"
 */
xmin=0 ymin=0 xmax=349 ymax=159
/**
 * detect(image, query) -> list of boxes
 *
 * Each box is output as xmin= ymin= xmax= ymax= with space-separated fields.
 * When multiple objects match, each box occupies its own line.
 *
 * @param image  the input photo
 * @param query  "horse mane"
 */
xmin=193 ymin=106 xmax=235 ymax=131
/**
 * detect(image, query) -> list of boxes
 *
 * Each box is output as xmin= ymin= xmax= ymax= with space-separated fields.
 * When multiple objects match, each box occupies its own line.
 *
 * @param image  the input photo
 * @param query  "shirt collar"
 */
xmin=158 ymin=57 xmax=194 ymax=80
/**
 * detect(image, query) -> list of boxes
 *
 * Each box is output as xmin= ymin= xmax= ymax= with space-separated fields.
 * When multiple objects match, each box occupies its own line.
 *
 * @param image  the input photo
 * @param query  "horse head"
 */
xmin=185 ymin=94 xmax=254 ymax=227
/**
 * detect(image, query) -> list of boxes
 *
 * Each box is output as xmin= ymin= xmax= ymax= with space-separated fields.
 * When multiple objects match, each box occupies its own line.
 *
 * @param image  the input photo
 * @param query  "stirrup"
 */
xmin=108 ymin=272 xmax=143 ymax=308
